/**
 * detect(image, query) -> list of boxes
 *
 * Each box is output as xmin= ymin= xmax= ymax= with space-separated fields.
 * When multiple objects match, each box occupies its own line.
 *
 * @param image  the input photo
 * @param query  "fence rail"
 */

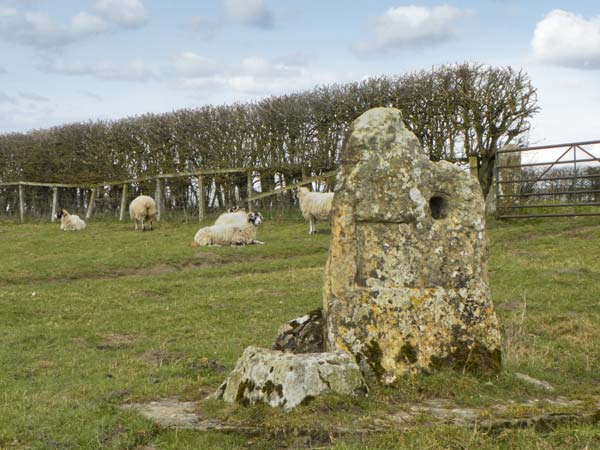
xmin=0 ymin=166 xmax=338 ymax=223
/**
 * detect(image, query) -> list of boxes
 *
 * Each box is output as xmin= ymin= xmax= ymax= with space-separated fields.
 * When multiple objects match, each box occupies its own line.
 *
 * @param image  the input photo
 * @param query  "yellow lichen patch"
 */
xmin=366 ymin=324 xmax=378 ymax=336
xmin=410 ymin=295 xmax=427 ymax=307
xmin=335 ymin=338 xmax=349 ymax=353
xmin=359 ymin=292 xmax=370 ymax=304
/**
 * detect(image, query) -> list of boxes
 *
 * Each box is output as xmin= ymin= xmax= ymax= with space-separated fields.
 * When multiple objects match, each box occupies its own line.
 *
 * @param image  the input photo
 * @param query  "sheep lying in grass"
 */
xmin=297 ymin=187 xmax=334 ymax=234
xmin=56 ymin=209 xmax=86 ymax=231
xmin=129 ymin=195 xmax=157 ymax=231
xmin=191 ymin=211 xmax=264 ymax=246
xmin=214 ymin=209 xmax=251 ymax=227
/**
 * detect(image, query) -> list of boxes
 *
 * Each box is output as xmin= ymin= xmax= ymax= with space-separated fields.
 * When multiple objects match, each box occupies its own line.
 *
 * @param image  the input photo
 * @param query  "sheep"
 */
xmin=55 ymin=209 xmax=86 ymax=231
xmin=129 ymin=195 xmax=157 ymax=231
xmin=214 ymin=209 xmax=252 ymax=227
xmin=191 ymin=211 xmax=264 ymax=246
xmin=297 ymin=187 xmax=334 ymax=234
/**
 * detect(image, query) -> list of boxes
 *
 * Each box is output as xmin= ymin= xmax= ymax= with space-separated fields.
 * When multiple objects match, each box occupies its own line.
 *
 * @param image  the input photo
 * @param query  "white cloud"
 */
xmin=223 ymin=0 xmax=275 ymax=29
xmin=92 ymin=0 xmax=147 ymax=28
xmin=532 ymin=10 xmax=600 ymax=70
xmin=0 ymin=7 xmax=107 ymax=47
xmin=169 ymin=52 xmax=220 ymax=77
xmin=168 ymin=52 xmax=338 ymax=97
xmin=353 ymin=5 xmax=471 ymax=57
xmin=0 ymin=1 xmax=146 ymax=49
xmin=39 ymin=58 xmax=155 ymax=82
xmin=71 ymin=11 xmax=108 ymax=35
xmin=239 ymin=56 xmax=302 ymax=78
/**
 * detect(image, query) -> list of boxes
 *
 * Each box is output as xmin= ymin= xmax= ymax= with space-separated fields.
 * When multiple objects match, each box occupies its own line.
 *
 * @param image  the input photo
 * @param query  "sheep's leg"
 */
xmin=252 ymin=239 xmax=265 ymax=245
xmin=309 ymin=217 xmax=316 ymax=234
xmin=141 ymin=218 xmax=146 ymax=232
xmin=134 ymin=220 xmax=138 ymax=231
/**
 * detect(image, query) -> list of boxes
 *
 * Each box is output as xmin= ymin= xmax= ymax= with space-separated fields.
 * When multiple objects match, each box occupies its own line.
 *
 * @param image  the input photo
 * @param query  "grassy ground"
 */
xmin=0 ymin=215 xmax=599 ymax=449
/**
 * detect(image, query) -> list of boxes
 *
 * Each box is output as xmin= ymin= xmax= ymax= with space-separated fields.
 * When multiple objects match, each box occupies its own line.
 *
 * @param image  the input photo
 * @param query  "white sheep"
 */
xmin=297 ymin=187 xmax=334 ymax=234
xmin=129 ymin=195 xmax=157 ymax=231
xmin=56 ymin=209 xmax=86 ymax=231
xmin=214 ymin=209 xmax=250 ymax=227
xmin=191 ymin=211 xmax=264 ymax=246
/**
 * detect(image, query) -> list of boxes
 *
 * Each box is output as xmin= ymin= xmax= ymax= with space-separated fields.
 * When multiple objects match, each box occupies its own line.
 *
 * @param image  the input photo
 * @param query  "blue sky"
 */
xmin=0 ymin=0 xmax=599 ymax=145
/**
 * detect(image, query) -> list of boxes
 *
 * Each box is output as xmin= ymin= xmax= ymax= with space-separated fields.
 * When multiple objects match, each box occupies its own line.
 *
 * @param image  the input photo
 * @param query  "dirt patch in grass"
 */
xmin=190 ymin=357 xmax=226 ymax=373
xmin=139 ymin=350 xmax=185 ymax=365
xmin=135 ymin=264 xmax=179 ymax=276
xmin=34 ymin=254 xmax=233 ymax=284
xmin=96 ymin=333 xmax=138 ymax=350
xmin=496 ymin=301 xmax=525 ymax=311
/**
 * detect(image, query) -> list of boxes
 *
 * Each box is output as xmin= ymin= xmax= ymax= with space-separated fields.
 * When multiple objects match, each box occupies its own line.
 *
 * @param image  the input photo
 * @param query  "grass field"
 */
xmin=1 ymin=215 xmax=599 ymax=449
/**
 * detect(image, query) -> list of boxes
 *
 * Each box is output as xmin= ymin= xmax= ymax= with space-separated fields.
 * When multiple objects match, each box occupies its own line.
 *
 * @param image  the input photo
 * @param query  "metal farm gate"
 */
xmin=494 ymin=140 xmax=600 ymax=219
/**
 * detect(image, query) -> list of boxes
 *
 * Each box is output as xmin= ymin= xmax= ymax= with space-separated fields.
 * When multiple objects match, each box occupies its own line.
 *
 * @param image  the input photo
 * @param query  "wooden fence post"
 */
xmin=246 ymin=170 xmax=253 ymax=211
xmin=85 ymin=187 xmax=96 ymax=220
xmin=301 ymin=166 xmax=308 ymax=180
xmin=18 ymin=183 xmax=24 ymax=223
xmin=51 ymin=187 xmax=58 ymax=222
xmin=155 ymin=178 xmax=162 ymax=221
xmin=469 ymin=156 xmax=478 ymax=178
xmin=119 ymin=183 xmax=128 ymax=221
xmin=198 ymin=175 xmax=205 ymax=222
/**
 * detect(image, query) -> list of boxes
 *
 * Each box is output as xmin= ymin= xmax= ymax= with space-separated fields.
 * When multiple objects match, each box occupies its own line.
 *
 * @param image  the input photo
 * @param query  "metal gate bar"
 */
xmin=495 ymin=139 xmax=600 ymax=219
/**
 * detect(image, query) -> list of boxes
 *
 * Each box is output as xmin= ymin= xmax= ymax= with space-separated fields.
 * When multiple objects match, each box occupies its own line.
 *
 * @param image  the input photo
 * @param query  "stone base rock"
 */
xmin=271 ymin=309 xmax=324 ymax=353
xmin=213 ymin=346 xmax=367 ymax=410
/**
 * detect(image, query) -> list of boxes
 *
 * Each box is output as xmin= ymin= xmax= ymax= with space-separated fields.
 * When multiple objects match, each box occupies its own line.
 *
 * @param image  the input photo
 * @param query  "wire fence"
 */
xmin=0 ymin=167 xmax=337 ymax=223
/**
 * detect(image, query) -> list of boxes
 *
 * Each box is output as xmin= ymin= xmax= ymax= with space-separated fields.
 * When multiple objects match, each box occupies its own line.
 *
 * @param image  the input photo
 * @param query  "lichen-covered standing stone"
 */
xmin=323 ymin=107 xmax=502 ymax=383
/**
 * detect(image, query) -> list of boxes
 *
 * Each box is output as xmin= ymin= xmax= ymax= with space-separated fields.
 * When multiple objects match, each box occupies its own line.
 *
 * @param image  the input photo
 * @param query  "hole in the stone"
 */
xmin=429 ymin=196 xmax=448 ymax=220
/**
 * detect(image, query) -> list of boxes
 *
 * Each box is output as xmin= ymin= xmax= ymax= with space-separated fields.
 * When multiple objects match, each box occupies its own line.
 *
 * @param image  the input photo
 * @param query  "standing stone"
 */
xmin=323 ymin=107 xmax=501 ymax=384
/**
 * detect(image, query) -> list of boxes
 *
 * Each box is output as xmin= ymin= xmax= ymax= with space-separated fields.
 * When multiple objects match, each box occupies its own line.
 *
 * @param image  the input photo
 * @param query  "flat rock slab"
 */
xmin=213 ymin=346 xmax=367 ymax=410
xmin=122 ymin=399 xmax=259 ymax=433
xmin=124 ymin=396 xmax=599 ymax=436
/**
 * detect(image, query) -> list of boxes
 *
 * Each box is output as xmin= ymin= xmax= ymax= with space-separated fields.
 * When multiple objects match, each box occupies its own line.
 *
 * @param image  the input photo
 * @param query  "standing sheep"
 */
xmin=56 ymin=209 xmax=86 ymax=231
xmin=297 ymin=187 xmax=334 ymax=234
xmin=129 ymin=195 xmax=157 ymax=231
xmin=191 ymin=211 xmax=264 ymax=246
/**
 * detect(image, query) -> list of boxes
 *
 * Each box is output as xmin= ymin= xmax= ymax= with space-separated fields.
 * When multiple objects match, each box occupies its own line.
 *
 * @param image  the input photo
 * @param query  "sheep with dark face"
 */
xmin=129 ymin=195 xmax=157 ymax=231
xmin=191 ymin=211 xmax=264 ymax=246
xmin=56 ymin=209 xmax=86 ymax=231
xmin=297 ymin=187 xmax=333 ymax=234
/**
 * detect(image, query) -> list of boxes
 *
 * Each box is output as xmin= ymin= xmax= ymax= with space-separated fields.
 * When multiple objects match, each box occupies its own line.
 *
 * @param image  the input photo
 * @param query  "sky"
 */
xmin=0 ymin=0 xmax=599 ymax=146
